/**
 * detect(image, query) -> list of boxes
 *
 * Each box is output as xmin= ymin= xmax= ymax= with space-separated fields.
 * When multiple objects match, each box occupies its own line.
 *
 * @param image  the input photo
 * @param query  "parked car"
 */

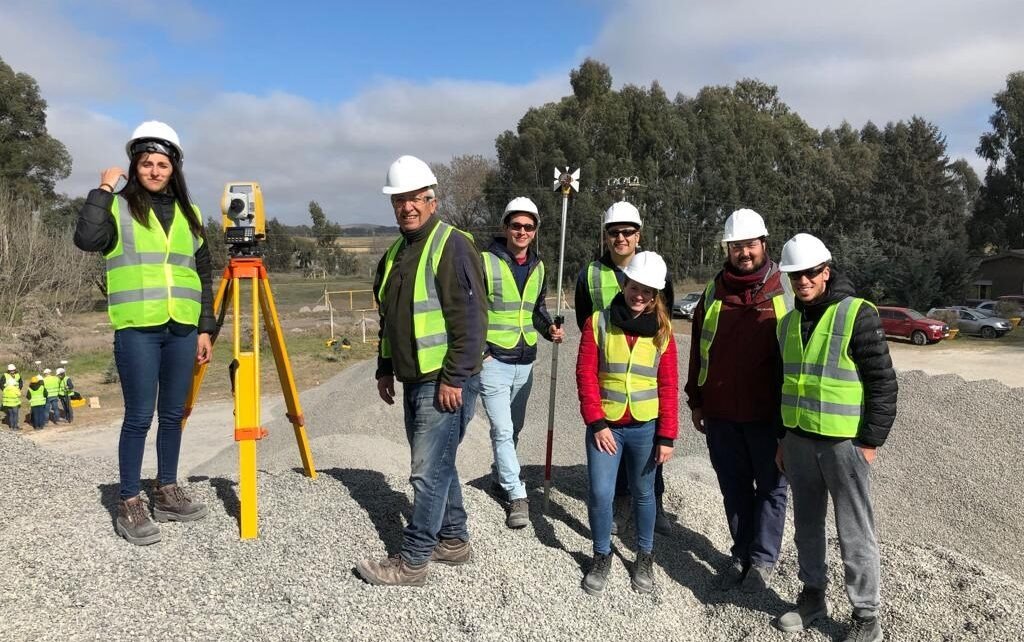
xmin=673 ymin=291 xmax=702 ymax=319
xmin=877 ymin=306 xmax=949 ymax=345
xmin=927 ymin=307 xmax=1013 ymax=339
xmin=974 ymin=300 xmax=999 ymax=315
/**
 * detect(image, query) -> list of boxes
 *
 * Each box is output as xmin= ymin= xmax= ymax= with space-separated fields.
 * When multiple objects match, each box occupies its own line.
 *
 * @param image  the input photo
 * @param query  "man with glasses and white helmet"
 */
xmin=684 ymin=208 xmax=792 ymax=593
xmin=357 ymin=155 xmax=487 ymax=587
xmin=479 ymin=197 xmax=564 ymax=530
xmin=574 ymin=201 xmax=675 ymax=534
xmin=773 ymin=233 xmax=896 ymax=642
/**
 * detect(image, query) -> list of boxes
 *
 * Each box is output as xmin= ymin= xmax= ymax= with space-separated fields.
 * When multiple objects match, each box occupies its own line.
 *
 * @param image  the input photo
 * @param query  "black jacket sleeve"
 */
xmin=372 ymin=254 xmax=393 ymax=380
xmin=74 ymin=189 xmax=117 ymax=254
xmin=574 ymin=267 xmax=593 ymax=330
xmin=194 ymin=241 xmax=217 ymax=334
xmin=849 ymin=304 xmax=898 ymax=447
xmin=435 ymin=233 xmax=487 ymax=388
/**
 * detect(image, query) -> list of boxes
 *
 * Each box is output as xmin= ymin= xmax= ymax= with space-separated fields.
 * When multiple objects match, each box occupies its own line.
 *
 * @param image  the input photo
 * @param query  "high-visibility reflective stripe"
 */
xmin=601 ymin=389 xmax=628 ymax=403
xmin=781 ymin=394 xmax=862 ymax=416
xmin=629 ymin=388 xmax=660 ymax=402
xmin=587 ymin=262 xmax=620 ymax=311
xmin=630 ymin=364 xmax=660 ymax=378
xmin=107 ymin=252 xmax=196 ymax=270
xmin=782 ymin=363 xmax=862 ymax=382
xmin=590 ymin=263 xmax=605 ymax=309
xmin=485 ymin=253 xmax=503 ymax=301
xmin=416 ymin=333 xmax=449 ymax=349
xmin=108 ymin=286 xmax=201 ymax=306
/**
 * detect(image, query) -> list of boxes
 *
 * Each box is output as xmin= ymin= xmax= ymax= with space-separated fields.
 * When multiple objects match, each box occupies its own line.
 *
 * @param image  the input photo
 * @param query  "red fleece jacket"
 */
xmin=576 ymin=315 xmax=679 ymax=443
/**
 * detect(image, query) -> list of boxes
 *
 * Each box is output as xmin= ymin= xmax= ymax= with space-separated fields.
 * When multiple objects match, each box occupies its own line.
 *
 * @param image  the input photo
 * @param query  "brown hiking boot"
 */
xmin=116 ymin=495 xmax=161 ymax=546
xmin=152 ymin=483 xmax=209 ymax=523
xmin=431 ymin=538 xmax=474 ymax=566
xmin=356 ymin=554 xmax=430 ymax=586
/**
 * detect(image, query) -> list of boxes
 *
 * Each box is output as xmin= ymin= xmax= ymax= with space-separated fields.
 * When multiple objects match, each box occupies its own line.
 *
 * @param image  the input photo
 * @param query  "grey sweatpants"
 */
xmin=782 ymin=431 xmax=880 ymax=617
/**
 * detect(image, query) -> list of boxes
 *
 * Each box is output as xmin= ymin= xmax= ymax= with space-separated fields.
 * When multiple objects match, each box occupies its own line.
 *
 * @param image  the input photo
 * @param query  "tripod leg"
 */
xmin=182 ymin=267 xmax=231 ymax=429
xmin=257 ymin=269 xmax=317 ymax=479
xmin=234 ymin=267 xmax=263 ymax=539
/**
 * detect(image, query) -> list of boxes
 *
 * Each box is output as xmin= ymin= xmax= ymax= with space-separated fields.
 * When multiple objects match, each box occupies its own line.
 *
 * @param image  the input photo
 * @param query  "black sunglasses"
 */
xmin=507 ymin=222 xmax=537 ymax=232
xmin=788 ymin=264 xmax=828 ymax=281
xmin=606 ymin=227 xmax=638 ymax=239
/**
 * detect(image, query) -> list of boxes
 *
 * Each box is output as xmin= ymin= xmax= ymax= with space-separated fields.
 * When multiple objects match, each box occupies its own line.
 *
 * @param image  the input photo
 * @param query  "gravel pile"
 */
xmin=2 ymin=331 xmax=1023 ymax=640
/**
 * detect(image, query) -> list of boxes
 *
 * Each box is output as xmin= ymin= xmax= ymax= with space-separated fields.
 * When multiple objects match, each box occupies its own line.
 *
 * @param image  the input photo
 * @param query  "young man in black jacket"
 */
xmin=773 ymin=233 xmax=897 ymax=642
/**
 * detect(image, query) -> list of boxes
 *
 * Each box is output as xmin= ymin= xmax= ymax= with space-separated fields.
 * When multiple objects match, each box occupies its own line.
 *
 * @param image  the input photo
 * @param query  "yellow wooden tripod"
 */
xmin=182 ymin=256 xmax=316 ymax=539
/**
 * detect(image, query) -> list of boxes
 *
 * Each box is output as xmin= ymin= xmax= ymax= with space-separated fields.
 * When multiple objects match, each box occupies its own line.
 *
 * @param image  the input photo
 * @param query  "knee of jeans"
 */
xmin=121 ymin=407 xmax=156 ymax=434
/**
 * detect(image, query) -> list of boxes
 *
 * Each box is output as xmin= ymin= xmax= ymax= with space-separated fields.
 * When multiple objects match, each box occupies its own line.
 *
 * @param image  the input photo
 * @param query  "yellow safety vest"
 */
xmin=591 ymin=310 xmax=663 ymax=422
xmin=28 ymin=385 xmax=47 ymax=407
xmin=2 ymin=377 xmax=20 ymax=407
xmin=482 ymin=252 xmax=544 ymax=349
xmin=777 ymin=297 xmax=868 ymax=438
xmin=586 ymin=261 xmax=621 ymax=312
xmin=58 ymin=376 xmax=72 ymax=395
xmin=697 ymin=275 xmax=794 ymax=385
xmin=377 ymin=220 xmax=472 ymax=376
xmin=104 ymin=197 xmax=203 ymax=330
xmin=43 ymin=375 xmax=60 ymax=397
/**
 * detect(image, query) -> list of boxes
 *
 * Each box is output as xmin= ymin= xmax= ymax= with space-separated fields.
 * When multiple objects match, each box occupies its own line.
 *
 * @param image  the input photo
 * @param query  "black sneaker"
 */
xmin=716 ymin=557 xmax=748 ymax=591
xmin=741 ymin=563 xmax=774 ymax=593
xmin=631 ymin=551 xmax=656 ymax=594
xmin=506 ymin=497 xmax=529 ymax=529
xmin=582 ymin=553 xmax=613 ymax=596
xmin=777 ymin=585 xmax=829 ymax=632
xmin=843 ymin=614 xmax=882 ymax=642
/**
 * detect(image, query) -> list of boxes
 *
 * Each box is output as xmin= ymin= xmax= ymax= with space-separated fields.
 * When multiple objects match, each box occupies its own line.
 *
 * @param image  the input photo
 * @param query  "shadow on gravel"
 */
xmin=97 ymin=483 xmax=120 ymax=528
xmin=186 ymin=475 xmax=241 ymax=525
xmin=96 ymin=476 xmax=240 ymax=529
xmin=322 ymin=467 xmax=410 ymax=555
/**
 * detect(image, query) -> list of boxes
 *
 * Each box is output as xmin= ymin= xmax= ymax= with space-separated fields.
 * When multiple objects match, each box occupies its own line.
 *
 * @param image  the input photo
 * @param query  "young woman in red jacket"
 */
xmin=576 ymin=251 xmax=678 ymax=595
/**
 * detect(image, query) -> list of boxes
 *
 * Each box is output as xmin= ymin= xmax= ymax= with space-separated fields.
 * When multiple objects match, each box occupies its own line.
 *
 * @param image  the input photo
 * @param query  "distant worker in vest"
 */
xmin=3 ymin=364 xmax=24 ymax=431
xmin=479 ymin=196 xmax=564 ymax=529
xmin=773 ymin=233 xmax=897 ymax=642
xmin=26 ymin=376 xmax=48 ymax=429
xmin=684 ymin=208 xmax=792 ymax=593
xmin=574 ymin=201 xmax=675 ymax=534
xmin=42 ymin=368 xmax=61 ymax=424
xmin=357 ymin=155 xmax=487 ymax=587
xmin=74 ymin=120 xmax=213 ymax=546
xmin=57 ymin=366 xmax=74 ymax=423
xmin=575 ymin=251 xmax=678 ymax=596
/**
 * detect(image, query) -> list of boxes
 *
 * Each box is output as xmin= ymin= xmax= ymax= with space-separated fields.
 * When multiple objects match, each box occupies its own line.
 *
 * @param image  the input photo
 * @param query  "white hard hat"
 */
xmin=503 ymin=196 xmax=539 ymax=224
xmin=622 ymin=251 xmax=667 ymax=291
xmin=56 ymin=367 xmax=66 ymax=375
xmin=43 ymin=368 xmax=52 ymax=374
xmin=604 ymin=201 xmax=642 ymax=228
xmin=6 ymin=364 xmax=14 ymax=371
xmin=126 ymin=120 xmax=183 ymax=162
xmin=780 ymin=233 xmax=832 ymax=272
xmin=382 ymin=155 xmax=438 ymax=195
xmin=722 ymin=208 xmax=769 ymax=243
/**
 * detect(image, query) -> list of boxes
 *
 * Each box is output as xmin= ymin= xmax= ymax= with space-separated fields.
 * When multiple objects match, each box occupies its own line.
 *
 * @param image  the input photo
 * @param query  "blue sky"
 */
xmin=2 ymin=0 xmax=1022 ymax=225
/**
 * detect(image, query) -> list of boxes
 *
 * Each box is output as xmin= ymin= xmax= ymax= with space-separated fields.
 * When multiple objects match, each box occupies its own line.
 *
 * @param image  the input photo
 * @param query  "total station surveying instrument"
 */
xmin=182 ymin=181 xmax=316 ymax=540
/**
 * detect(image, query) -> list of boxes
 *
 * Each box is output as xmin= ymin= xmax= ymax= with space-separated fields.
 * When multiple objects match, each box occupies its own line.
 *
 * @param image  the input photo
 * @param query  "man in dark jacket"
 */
xmin=356 ymin=155 xmax=487 ymax=587
xmin=480 ymin=197 xmax=563 ymax=529
xmin=684 ymin=209 xmax=792 ymax=593
xmin=773 ymin=233 xmax=897 ymax=642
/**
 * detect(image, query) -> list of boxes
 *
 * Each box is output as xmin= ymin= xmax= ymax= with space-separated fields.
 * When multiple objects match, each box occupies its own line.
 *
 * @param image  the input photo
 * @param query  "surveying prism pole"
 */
xmin=182 ymin=182 xmax=316 ymax=540
xmin=544 ymin=166 xmax=580 ymax=512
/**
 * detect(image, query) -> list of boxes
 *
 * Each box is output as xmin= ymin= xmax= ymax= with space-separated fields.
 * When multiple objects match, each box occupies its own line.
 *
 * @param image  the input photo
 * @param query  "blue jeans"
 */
xmin=4 ymin=406 xmax=18 ymax=430
xmin=401 ymin=374 xmax=480 ymax=565
xmin=706 ymin=418 xmax=789 ymax=566
xmin=586 ymin=420 xmax=657 ymax=555
xmin=30 ymin=405 xmax=47 ymax=429
xmin=480 ymin=358 xmax=534 ymax=501
xmin=114 ymin=325 xmax=197 ymax=499
xmin=46 ymin=397 xmax=60 ymax=423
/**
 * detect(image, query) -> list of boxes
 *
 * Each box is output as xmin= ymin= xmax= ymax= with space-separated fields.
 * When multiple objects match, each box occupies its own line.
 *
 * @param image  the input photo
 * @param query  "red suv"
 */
xmin=877 ymin=306 xmax=950 ymax=345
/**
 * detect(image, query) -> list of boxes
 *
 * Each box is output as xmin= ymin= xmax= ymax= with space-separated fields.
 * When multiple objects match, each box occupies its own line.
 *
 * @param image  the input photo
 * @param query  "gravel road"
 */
xmin=2 ymin=330 xmax=1022 ymax=641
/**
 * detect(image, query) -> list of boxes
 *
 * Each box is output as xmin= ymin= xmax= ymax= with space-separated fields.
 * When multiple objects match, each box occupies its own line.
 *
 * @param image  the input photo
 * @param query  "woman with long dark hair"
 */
xmin=75 ymin=121 xmax=214 ymax=546
xmin=576 ymin=251 xmax=679 ymax=595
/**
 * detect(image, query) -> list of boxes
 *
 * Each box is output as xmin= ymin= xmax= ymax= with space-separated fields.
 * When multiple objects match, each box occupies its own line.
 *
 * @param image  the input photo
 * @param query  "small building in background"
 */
xmin=972 ymin=250 xmax=1024 ymax=301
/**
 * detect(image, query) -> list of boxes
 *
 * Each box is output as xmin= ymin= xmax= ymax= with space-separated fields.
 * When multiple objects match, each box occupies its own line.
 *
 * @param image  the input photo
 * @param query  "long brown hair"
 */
xmin=121 ymin=152 xmax=204 ymax=238
xmin=647 ymin=292 xmax=673 ymax=351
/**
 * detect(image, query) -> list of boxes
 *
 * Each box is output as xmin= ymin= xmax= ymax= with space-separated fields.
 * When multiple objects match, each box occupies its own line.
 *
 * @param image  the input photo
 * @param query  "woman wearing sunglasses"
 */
xmin=575 ymin=251 xmax=678 ymax=595
xmin=74 ymin=121 xmax=214 ymax=546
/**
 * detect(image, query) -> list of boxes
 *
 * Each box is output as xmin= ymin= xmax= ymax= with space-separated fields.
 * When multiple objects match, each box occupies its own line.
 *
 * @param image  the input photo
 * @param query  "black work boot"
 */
xmin=356 ymin=555 xmax=430 ymax=587
xmin=611 ymin=496 xmax=631 ymax=537
xmin=741 ymin=563 xmax=774 ymax=593
xmin=843 ymin=613 xmax=883 ymax=642
xmin=716 ymin=557 xmax=748 ymax=591
xmin=582 ymin=553 xmax=613 ymax=595
xmin=116 ymin=495 xmax=161 ymax=546
xmin=431 ymin=538 xmax=474 ymax=566
xmin=654 ymin=496 xmax=672 ymax=534
xmin=631 ymin=551 xmax=657 ymax=594
xmin=506 ymin=497 xmax=529 ymax=529
xmin=152 ymin=483 xmax=209 ymax=522
xmin=777 ymin=585 xmax=829 ymax=632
